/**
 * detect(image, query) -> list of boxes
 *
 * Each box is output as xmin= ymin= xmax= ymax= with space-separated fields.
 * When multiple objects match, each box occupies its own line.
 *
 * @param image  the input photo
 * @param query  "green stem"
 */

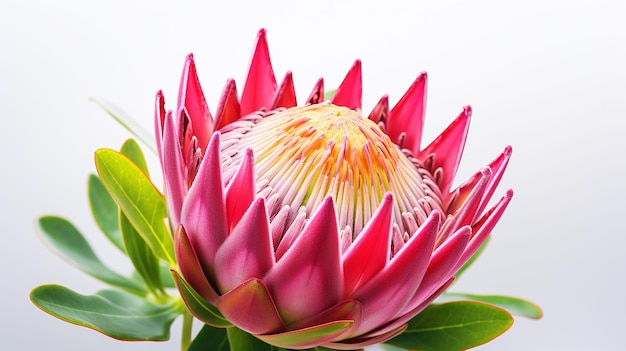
xmin=181 ymin=310 xmax=193 ymax=351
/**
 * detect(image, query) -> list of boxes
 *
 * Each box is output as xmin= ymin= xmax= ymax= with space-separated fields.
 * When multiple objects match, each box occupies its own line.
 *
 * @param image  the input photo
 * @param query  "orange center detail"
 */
xmin=221 ymin=102 xmax=442 ymax=237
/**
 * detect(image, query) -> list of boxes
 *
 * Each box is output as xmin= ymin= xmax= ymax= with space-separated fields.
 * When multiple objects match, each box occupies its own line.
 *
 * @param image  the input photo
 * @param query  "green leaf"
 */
xmin=95 ymin=148 xmax=175 ymax=265
xmin=437 ymin=293 xmax=543 ymax=319
xmin=188 ymin=326 xmax=289 ymax=351
xmin=188 ymin=325 xmax=230 ymax=351
xmin=454 ymin=236 xmax=490 ymax=281
xmin=120 ymin=138 xmax=150 ymax=176
xmin=117 ymin=138 xmax=163 ymax=294
xmin=88 ymin=174 xmax=125 ymax=253
xmin=159 ymin=263 xmax=176 ymax=288
xmin=171 ymin=270 xmax=232 ymax=328
xmin=323 ymin=88 xmax=337 ymax=101
xmin=386 ymin=301 xmax=513 ymax=351
xmin=30 ymin=285 xmax=180 ymax=341
xmin=91 ymin=98 xmax=156 ymax=154
xmin=37 ymin=216 xmax=146 ymax=294
xmin=120 ymin=211 xmax=163 ymax=294
xmin=130 ymin=263 xmax=175 ymax=289
xmin=228 ymin=327 xmax=286 ymax=351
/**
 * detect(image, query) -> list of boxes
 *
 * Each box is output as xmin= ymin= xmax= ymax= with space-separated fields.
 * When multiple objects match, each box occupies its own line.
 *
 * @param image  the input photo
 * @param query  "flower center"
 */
xmin=220 ymin=102 xmax=444 ymax=252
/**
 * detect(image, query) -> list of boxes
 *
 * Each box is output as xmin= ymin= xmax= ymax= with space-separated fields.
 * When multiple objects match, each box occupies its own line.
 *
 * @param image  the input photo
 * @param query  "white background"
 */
xmin=2 ymin=1 xmax=625 ymax=350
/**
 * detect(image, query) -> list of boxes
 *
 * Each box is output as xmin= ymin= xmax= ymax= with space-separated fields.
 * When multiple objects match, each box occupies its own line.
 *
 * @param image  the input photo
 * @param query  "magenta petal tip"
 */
xmin=331 ymin=59 xmax=362 ymax=110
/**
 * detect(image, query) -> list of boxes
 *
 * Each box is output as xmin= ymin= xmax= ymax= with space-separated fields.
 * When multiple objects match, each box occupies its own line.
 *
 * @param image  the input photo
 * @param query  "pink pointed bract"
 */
xmin=156 ymin=29 xmax=513 ymax=349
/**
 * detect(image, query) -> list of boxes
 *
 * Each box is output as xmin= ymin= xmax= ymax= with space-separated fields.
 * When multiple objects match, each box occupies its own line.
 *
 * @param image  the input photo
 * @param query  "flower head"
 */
xmin=156 ymin=29 xmax=513 ymax=349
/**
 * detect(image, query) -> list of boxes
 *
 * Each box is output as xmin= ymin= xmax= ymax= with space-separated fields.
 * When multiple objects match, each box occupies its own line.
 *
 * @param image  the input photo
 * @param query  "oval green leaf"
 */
xmin=130 ymin=263 xmax=175 ymax=289
xmin=228 ymin=327 xmax=286 ymax=351
xmin=188 ymin=325 xmax=230 ymax=351
xmin=38 ymin=216 xmax=146 ymax=294
xmin=386 ymin=301 xmax=513 ymax=351
xmin=120 ymin=138 xmax=150 ymax=176
xmin=118 ymin=138 xmax=166 ymax=293
xmin=94 ymin=148 xmax=175 ymax=265
xmin=437 ymin=293 xmax=543 ymax=319
xmin=30 ymin=285 xmax=180 ymax=341
xmin=120 ymin=211 xmax=163 ymax=294
xmin=88 ymin=174 xmax=125 ymax=252
xmin=188 ymin=326 xmax=289 ymax=351
xmin=159 ymin=263 xmax=176 ymax=288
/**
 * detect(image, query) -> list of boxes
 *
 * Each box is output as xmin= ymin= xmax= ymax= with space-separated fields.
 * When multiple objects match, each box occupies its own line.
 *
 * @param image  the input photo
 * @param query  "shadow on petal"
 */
xmin=214 ymin=78 xmax=240 ymax=130
xmin=177 ymin=53 xmax=214 ymax=151
xmin=324 ymin=323 xmax=407 ymax=350
xmin=287 ymin=300 xmax=362 ymax=333
xmin=306 ymin=78 xmax=324 ymax=104
xmin=180 ymin=133 xmax=228 ymax=278
xmin=175 ymin=225 xmax=219 ymax=303
xmin=364 ymin=277 xmax=455 ymax=339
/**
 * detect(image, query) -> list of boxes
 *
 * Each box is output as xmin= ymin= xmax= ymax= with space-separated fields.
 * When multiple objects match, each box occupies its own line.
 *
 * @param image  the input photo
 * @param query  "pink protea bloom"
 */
xmin=156 ymin=29 xmax=513 ymax=349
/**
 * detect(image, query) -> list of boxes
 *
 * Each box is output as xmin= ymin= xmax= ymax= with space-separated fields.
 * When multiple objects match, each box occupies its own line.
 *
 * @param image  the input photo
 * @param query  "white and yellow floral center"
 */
xmin=220 ymin=102 xmax=444 ymax=244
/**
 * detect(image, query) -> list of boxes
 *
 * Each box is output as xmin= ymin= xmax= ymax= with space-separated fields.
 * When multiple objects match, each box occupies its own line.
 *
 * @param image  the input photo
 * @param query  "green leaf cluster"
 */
xmin=31 ymin=138 xmax=181 ymax=342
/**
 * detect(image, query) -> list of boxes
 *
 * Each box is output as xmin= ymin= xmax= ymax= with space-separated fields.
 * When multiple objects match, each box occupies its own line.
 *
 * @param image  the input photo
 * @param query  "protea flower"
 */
xmin=155 ymin=29 xmax=513 ymax=350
